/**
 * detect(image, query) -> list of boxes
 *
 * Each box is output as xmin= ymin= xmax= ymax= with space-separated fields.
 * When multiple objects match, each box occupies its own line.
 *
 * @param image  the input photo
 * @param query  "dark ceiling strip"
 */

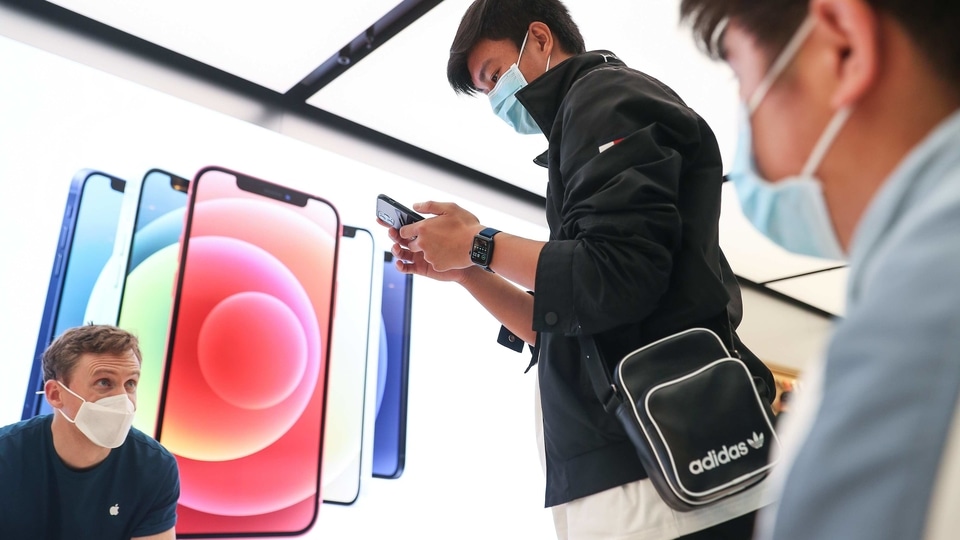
xmin=738 ymin=277 xmax=838 ymax=320
xmin=759 ymin=264 xmax=848 ymax=286
xmin=285 ymin=0 xmax=444 ymax=100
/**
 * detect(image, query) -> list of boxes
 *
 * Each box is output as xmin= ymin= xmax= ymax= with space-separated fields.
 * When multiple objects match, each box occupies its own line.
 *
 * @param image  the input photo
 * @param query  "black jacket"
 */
xmin=513 ymin=51 xmax=774 ymax=507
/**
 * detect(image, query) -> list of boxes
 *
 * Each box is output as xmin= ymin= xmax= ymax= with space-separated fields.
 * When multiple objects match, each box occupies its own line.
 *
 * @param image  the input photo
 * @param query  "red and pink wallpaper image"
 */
xmin=158 ymin=167 xmax=339 ymax=536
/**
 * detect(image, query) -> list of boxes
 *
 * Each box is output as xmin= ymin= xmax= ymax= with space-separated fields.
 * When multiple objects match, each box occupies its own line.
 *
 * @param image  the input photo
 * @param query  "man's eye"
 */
xmin=491 ymin=71 xmax=500 ymax=84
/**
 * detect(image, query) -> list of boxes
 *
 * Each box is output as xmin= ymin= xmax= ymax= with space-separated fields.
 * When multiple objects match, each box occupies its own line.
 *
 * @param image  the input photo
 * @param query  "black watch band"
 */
xmin=471 ymin=227 xmax=500 ymax=271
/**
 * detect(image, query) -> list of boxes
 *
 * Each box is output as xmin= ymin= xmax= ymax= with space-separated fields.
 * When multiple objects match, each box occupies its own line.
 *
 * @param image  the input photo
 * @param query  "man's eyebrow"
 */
xmin=91 ymin=367 xmax=141 ymax=378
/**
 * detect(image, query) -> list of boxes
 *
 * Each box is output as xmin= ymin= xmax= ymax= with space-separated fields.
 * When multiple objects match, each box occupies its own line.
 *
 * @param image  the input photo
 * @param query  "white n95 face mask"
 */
xmin=57 ymin=382 xmax=135 ymax=449
xmin=727 ymin=17 xmax=849 ymax=261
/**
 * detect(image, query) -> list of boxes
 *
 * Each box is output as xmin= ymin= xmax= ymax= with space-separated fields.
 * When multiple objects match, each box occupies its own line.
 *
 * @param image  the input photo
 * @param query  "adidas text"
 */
xmin=688 ymin=432 xmax=766 ymax=476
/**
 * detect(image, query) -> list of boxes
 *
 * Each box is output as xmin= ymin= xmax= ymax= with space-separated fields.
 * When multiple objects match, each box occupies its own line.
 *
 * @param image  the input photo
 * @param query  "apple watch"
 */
xmin=471 ymin=227 xmax=500 ymax=272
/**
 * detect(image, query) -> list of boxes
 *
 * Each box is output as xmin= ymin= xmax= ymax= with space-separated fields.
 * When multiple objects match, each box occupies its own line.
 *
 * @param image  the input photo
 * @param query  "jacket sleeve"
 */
xmin=533 ymin=70 xmax=705 ymax=336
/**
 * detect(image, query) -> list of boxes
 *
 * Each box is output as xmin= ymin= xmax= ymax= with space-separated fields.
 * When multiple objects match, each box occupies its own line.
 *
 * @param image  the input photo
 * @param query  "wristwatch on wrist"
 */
xmin=471 ymin=227 xmax=500 ymax=272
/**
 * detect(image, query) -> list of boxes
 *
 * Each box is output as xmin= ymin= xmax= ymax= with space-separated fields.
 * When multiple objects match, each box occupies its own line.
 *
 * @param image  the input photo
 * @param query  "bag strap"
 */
xmin=579 ymin=308 xmax=737 ymax=415
xmin=579 ymin=254 xmax=738 ymax=414
xmin=716 ymin=252 xmax=742 ymax=359
xmin=717 ymin=311 xmax=740 ymax=360
xmin=578 ymin=335 xmax=622 ymax=414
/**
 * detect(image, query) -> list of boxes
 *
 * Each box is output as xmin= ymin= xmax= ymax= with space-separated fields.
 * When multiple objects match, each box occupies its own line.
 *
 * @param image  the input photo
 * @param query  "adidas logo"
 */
xmin=688 ymin=432 xmax=766 ymax=476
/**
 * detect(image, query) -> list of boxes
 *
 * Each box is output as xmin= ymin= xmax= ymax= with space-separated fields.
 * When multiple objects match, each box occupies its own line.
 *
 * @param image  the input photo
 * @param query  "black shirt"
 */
xmin=0 ymin=415 xmax=180 ymax=538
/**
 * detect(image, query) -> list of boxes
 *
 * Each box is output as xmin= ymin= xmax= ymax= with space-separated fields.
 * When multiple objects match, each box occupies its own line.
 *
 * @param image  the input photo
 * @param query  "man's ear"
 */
xmin=811 ymin=0 xmax=880 ymax=108
xmin=528 ymin=21 xmax=555 ymax=59
xmin=45 ymin=379 xmax=64 ymax=409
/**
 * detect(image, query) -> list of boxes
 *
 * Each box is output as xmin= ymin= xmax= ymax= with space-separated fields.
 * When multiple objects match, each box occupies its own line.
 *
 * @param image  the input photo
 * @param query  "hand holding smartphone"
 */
xmin=376 ymin=194 xmax=423 ymax=230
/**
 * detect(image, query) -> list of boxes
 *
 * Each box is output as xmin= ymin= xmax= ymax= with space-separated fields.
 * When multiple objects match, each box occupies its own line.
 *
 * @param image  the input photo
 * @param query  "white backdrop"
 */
xmin=0 ymin=34 xmax=556 ymax=539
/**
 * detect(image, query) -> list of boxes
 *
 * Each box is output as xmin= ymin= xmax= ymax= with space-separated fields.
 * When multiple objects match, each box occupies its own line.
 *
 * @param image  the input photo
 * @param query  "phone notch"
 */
xmin=236 ymin=174 xmax=308 ymax=207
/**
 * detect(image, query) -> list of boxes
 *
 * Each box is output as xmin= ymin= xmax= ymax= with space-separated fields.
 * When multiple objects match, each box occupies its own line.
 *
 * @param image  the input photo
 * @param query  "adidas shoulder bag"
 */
xmin=579 ymin=327 xmax=780 ymax=511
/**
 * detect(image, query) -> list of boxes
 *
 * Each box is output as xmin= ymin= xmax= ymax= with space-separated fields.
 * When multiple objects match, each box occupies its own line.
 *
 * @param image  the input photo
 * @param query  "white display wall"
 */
xmin=0 ymin=34 xmax=556 ymax=538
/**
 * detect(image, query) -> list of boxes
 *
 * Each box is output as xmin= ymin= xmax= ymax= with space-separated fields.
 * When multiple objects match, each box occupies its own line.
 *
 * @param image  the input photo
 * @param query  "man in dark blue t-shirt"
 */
xmin=0 ymin=325 xmax=179 ymax=539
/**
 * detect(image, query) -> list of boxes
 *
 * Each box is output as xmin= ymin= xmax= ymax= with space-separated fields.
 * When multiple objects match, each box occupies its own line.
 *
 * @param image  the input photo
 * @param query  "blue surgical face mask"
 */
xmin=488 ymin=31 xmax=551 ymax=135
xmin=728 ymin=18 xmax=850 ymax=261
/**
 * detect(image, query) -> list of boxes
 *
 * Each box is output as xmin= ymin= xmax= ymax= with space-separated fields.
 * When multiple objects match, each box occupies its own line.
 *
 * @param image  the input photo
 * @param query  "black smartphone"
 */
xmin=372 ymin=251 xmax=412 ymax=479
xmin=376 ymin=194 xmax=423 ymax=229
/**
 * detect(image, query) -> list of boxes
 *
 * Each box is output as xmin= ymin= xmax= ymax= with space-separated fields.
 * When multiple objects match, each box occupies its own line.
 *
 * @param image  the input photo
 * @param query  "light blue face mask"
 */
xmin=728 ymin=18 xmax=850 ymax=261
xmin=488 ymin=31 xmax=550 ymax=135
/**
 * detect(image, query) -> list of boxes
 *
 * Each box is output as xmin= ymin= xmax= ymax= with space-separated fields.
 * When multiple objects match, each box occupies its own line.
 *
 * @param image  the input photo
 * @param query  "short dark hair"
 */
xmin=680 ymin=0 xmax=960 ymax=89
xmin=42 ymin=324 xmax=142 ymax=384
xmin=447 ymin=0 xmax=586 ymax=95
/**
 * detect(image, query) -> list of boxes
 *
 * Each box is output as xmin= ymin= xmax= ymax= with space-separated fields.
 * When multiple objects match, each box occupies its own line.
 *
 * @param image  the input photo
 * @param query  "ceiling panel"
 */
xmin=308 ymin=0 xmax=740 ymax=197
xmin=47 ymin=0 xmax=402 ymax=92
xmin=309 ymin=0 xmax=548 ymax=194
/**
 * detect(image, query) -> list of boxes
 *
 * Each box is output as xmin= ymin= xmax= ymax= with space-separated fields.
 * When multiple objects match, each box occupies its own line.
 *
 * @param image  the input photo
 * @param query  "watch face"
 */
xmin=471 ymin=236 xmax=492 ymax=266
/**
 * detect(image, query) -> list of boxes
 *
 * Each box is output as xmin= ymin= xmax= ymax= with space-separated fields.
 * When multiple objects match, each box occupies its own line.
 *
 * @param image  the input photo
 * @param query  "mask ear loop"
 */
xmin=516 ymin=31 xmax=531 ymax=65
xmin=57 ymin=381 xmax=87 ymax=404
xmin=55 ymin=381 xmax=85 ymax=423
xmin=519 ymin=28 xmax=552 ymax=73
xmin=801 ymin=107 xmax=853 ymax=177
xmin=747 ymin=17 xmax=816 ymax=115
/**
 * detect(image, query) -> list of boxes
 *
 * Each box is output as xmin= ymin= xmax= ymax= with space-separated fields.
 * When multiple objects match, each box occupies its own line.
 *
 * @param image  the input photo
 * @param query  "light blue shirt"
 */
xmin=761 ymin=109 xmax=960 ymax=540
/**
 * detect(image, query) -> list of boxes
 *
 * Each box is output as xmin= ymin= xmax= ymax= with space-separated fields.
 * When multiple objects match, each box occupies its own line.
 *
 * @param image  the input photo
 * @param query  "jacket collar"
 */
xmin=516 ymin=50 xmax=625 ymax=139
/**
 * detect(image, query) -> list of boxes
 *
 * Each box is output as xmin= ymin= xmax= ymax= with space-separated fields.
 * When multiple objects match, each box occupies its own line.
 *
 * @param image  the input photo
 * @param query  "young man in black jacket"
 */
xmin=381 ymin=1 xmax=775 ymax=538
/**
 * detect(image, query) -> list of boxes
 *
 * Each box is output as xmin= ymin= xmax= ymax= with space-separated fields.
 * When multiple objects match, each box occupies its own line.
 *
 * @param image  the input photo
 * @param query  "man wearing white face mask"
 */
xmin=0 ymin=324 xmax=179 ymax=539
xmin=379 ymin=1 xmax=778 ymax=538
xmin=681 ymin=0 xmax=960 ymax=538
